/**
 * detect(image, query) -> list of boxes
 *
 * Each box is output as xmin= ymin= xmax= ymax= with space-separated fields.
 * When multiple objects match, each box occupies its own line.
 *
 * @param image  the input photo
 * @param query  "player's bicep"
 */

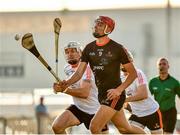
xmin=80 ymin=80 xmax=91 ymax=95
xmin=122 ymin=62 xmax=137 ymax=76
xmin=81 ymin=80 xmax=91 ymax=89
xmin=136 ymin=84 xmax=148 ymax=99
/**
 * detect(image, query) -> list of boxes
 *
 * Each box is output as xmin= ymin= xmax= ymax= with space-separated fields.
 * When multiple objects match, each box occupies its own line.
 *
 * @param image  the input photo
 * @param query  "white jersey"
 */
xmin=121 ymin=69 xmax=159 ymax=117
xmin=64 ymin=64 xmax=100 ymax=114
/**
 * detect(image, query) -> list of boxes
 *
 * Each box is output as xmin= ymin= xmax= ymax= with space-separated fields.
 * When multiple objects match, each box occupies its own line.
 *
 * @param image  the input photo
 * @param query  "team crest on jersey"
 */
xmin=106 ymin=51 xmax=112 ymax=57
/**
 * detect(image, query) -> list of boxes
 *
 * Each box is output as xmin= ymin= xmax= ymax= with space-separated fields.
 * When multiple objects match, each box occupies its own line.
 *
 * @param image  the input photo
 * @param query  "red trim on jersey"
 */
xmin=157 ymin=109 xmax=163 ymax=128
xmin=96 ymin=38 xmax=110 ymax=46
xmin=85 ymin=66 xmax=91 ymax=80
xmin=137 ymin=72 xmax=144 ymax=85
xmin=110 ymin=96 xmax=120 ymax=109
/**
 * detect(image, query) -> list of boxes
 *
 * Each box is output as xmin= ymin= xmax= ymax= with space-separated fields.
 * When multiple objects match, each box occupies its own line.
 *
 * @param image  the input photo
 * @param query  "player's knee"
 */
xmin=118 ymin=127 xmax=129 ymax=134
xmin=52 ymin=123 xmax=58 ymax=132
xmin=52 ymin=121 xmax=64 ymax=133
xmin=89 ymin=123 xmax=101 ymax=133
xmin=101 ymin=130 xmax=109 ymax=134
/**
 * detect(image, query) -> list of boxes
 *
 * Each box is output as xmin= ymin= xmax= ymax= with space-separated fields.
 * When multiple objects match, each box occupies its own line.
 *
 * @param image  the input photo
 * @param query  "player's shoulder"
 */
xmin=136 ymin=68 xmax=145 ymax=76
xmin=82 ymin=64 xmax=94 ymax=80
xmin=135 ymin=68 xmax=147 ymax=83
xmin=149 ymin=76 xmax=159 ymax=83
xmin=84 ymin=64 xmax=92 ymax=75
xmin=84 ymin=40 xmax=96 ymax=48
xmin=169 ymin=75 xmax=179 ymax=83
xmin=110 ymin=39 xmax=124 ymax=48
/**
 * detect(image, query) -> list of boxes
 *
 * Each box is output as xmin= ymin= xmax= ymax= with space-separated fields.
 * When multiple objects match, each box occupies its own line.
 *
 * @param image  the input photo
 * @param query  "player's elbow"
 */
xmin=138 ymin=85 xmax=148 ymax=100
xmin=142 ymin=93 xmax=148 ymax=99
xmin=130 ymin=70 xmax=137 ymax=81
xmin=141 ymin=90 xmax=148 ymax=99
xmin=78 ymin=94 xmax=88 ymax=99
xmin=133 ymin=70 xmax=137 ymax=78
xmin=80 ymin=91 xmax=90 ymax=98
xmin=79 ymin=85 xmax=91 ymax=98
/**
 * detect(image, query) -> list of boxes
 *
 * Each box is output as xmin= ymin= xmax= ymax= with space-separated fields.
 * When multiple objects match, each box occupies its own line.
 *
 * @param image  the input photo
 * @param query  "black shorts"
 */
xmin=161 ymin=107 xmax=177 ymax=133
xmin=66 ymin=105 xmax=108 ymax=131
xmin=129 ymin=109 xmax=163 ymax=131
xmin=98 ymin=91 xmax=126 ymax=111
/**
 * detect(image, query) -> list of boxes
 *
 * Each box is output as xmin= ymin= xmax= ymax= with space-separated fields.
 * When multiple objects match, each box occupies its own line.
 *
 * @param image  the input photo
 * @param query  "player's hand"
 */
xmin=53 ymin=80 xmax=68 ymax=93
xmin=107 ymin=89 xmax=122 ymax=100
xmin=53 ymin=83 xmax=63 ymax=93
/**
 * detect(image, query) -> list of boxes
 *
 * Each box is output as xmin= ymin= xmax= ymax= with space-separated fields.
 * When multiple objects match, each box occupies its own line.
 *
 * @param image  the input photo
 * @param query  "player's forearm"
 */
xmin=66 ymin=62 xmax=87 ymax=86
xmin=126 ymin=94 xmax=147 ymax=102
xmin=118 ymin=71 xmax=137 ymax=93
xmin=67 ymin=70 xmax=83 ymax=85
xmin=126 ymin=85 xmax=148 ymax=102
xmin=64 ymin=87 xmax=89 ymax=98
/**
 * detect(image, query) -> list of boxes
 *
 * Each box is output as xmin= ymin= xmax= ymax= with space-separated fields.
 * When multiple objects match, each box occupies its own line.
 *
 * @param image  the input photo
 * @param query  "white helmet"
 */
xmin=64 ymin=41 xmax=81 ymax=52
xmin=64 ymin=41 xmax=81 ymax=65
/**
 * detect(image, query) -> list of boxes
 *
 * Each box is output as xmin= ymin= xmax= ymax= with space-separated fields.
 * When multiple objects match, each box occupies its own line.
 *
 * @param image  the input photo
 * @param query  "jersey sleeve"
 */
xmin=174 ymin=80 xmax=180 ymax=97
xmin=119 ymin=47 xmax=131 ymax=64
xmin=64 ymin=64 xmax=74 ymax=77
xmin=82 ymin=65 xmax=93 ymax=82
xmin=135 ymin=70 xmax=147 ymax=87
xmin=148 ymin=79 xmax=154 ymax=95
xmin=81 ymin=45 xmax=89 ymax=64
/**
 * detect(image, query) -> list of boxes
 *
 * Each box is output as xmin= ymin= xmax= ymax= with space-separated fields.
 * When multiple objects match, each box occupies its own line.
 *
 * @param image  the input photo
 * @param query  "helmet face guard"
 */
xmin=64 ymin=41 xmax=81 ymax=65
xmin=92 ymin=16 xmax=115 ymax=38
xmin=95 ymin=16 xmax=115 ymax=33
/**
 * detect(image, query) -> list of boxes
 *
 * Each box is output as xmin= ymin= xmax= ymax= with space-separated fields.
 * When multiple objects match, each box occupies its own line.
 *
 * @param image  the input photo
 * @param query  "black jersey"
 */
xmin=81 ymin=39 xmax=130 ymax=94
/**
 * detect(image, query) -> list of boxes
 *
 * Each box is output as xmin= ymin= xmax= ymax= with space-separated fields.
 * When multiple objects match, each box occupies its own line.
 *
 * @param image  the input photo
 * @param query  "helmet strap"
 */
xmin=104 ymin=25 xmax=111 ymax=35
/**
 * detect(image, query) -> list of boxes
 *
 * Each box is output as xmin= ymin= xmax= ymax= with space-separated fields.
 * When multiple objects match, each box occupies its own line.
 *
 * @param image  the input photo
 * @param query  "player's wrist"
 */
xmin=62 ymin=87 xmax=70 ymax=93
xmin=116 ymin=88 xmax=123 ymax=95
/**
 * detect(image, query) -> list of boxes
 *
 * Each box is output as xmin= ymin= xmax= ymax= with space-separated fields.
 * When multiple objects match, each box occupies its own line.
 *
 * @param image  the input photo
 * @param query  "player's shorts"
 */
xmin=98 ymin=91 xmax=126 ymax=111
xmin=129 ymin=109 xmax=163 ymax=131
xmin=161 ymin=107 xmax=177 ymax=133
xmin=66 ymin=104 xmax=108 ymax=131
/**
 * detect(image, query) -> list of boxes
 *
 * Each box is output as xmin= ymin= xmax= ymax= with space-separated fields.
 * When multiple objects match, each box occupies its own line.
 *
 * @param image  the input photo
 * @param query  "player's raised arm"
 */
xmin=66 ymin=61 xmax=88 ymax=86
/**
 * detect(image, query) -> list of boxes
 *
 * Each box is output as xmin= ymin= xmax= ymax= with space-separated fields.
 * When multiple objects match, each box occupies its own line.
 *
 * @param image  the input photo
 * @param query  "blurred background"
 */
xmin=0 ymin=0 xmax=180 ymax=134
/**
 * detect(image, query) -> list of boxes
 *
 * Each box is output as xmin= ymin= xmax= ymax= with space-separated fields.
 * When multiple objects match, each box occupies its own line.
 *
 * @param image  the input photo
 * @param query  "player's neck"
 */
xmin=71 ymin=63 xmax=79 ymax=68
xmin=96 ymin=36 xmax=110 ymax=46
xmin=159 ymin=73 xmax=169 ymax=80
